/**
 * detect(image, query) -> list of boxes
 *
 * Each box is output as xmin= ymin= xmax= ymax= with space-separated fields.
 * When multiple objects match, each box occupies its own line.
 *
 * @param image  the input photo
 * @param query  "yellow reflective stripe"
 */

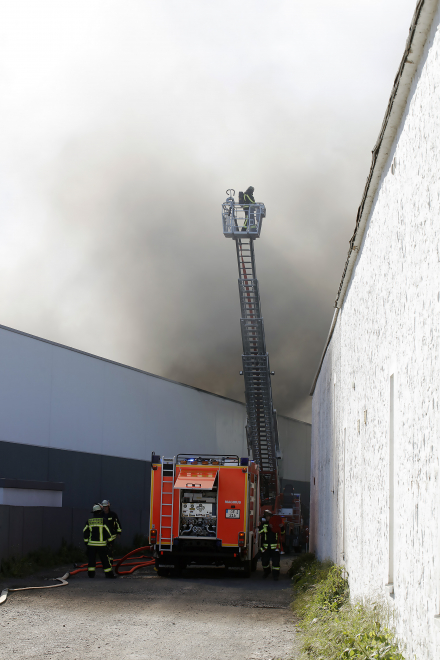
xmin=87 ymin=541 xmax=107 ymax=546
xmin=88 ymin=567 xmax=96 ymax=571
xmin=104 ymin=567 xmax=113 ymax=573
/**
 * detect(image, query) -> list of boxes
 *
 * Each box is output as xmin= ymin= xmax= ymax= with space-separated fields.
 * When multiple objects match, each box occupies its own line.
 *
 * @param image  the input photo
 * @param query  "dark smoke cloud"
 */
xmin=16 ymin=107 xmax=373 ymax=423
xmin=0 ymin=0 xmax=417 ymax=423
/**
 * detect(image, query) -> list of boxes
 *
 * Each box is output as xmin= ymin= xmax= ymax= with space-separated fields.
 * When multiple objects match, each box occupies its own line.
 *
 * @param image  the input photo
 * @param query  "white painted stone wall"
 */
xmin=311 ymin=7 xmax=440 ymax=659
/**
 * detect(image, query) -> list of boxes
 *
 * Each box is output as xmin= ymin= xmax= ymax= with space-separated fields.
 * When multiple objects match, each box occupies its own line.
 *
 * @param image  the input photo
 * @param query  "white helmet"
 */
xmin=92 ymin=504 xmax=102 ymax=512
xmin=101 ymin=500 xmax=110 ymax=507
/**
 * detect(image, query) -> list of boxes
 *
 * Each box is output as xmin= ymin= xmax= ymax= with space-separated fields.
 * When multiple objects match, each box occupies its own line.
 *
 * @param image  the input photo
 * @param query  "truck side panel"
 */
xmin=217 ymin=466 xmax=247 ymax=547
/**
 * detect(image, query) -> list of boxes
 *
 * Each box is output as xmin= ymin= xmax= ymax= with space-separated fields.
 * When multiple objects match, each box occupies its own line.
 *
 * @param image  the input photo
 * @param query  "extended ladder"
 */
xmin=236 ymin=237 xmax=280 ymax=502
xmin=221 ymin=191 xmax=280 ymax=505
xmin=159 ymin=457 xmax=175 ymax=552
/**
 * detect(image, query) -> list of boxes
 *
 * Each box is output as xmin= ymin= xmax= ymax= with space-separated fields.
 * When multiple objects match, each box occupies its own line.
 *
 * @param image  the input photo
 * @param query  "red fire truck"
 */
xmin=149 ymin=453 xmax=260 ymax=576
xmin=149 ymin=192 xmax=306 ymax=574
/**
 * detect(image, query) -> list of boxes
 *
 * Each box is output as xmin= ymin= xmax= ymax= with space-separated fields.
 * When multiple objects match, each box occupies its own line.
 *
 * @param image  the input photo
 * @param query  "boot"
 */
xmin=105 ymin=572 xmax=117 ymax=579
xmin=88 ymin=572 xmax=95 ymax=579
xmin=273 ymin=571 xmax=279 ymax=581
xmin=263 ymin=567 xmax=271 ymax=578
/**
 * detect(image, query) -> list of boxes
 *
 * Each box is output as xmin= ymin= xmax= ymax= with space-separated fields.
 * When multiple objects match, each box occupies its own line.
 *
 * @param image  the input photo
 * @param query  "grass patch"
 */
xmin=0 ymin=540 xmax=87 ymax=578
xmin=0 ymin=534 xmax=151 ymax=579
xmin=291 ymin=555 xmax=405 ymax=660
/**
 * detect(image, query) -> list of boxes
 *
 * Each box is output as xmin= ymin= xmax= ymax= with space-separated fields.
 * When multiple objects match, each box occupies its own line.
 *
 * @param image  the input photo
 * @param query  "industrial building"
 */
xmin=310 ymin=1 xmax=440 ymax=658
xmin=0 ymin=322 xmax=310 ymax=565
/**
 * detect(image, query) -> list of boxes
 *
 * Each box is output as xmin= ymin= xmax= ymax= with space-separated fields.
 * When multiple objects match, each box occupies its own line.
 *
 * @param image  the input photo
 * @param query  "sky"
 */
xmin=0 ymin=0 xmax=417 ymax=422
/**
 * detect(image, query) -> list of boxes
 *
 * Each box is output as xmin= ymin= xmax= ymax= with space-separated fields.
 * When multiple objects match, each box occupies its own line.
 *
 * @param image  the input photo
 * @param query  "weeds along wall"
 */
xmin=311 ymin=4 xmax=440 ymax=658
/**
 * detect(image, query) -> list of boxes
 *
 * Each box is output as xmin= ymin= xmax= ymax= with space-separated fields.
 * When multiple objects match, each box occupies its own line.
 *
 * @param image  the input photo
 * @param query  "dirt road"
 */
xmin=1 ymin=556 xmax=298 ymax=660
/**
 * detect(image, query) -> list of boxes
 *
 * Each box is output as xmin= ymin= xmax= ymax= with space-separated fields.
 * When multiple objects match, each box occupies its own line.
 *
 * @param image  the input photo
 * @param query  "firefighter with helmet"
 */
xmin=242 ymin=186 xmax=256 ymax=230
xmin=83 ymin=504 xmax=116 ymax=578
xmin=259 ymin=510 xmax=285 ymax=580
xmin=100 ymin=499 xmax=122 ymax=565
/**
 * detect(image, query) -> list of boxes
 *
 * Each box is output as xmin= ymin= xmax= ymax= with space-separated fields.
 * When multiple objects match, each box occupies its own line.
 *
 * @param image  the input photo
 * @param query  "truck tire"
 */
xmin=242 ymin=560 xmax=252 ymax=578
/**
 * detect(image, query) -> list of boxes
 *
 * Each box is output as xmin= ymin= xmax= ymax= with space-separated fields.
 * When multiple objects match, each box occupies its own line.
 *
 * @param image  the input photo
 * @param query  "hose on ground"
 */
xmin=0 ymin=545 xmax=154 ymax=605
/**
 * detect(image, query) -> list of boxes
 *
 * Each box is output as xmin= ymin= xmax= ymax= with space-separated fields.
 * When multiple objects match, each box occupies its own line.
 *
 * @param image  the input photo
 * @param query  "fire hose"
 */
xmin=0 ymin=545 xmax=154 ymax=606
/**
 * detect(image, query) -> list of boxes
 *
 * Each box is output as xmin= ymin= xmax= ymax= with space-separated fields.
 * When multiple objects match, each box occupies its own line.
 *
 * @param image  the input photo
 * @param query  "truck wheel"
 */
xmin=242 ymin=560 xmax=252 ymax=578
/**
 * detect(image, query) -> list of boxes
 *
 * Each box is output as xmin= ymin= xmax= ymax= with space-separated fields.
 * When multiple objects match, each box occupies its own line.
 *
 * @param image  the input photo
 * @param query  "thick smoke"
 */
xmin=20 ymin=111 xmax=371 ymax=423
xmin=0 ymin=0 xmax=417 ymax=422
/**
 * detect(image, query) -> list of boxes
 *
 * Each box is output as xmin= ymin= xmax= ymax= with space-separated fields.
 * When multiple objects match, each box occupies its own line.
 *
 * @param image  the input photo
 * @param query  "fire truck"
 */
xmin=149 ymin=191 xmax=303 ymax=573
xmin=149 ymin=454 xmax=260 ymax=576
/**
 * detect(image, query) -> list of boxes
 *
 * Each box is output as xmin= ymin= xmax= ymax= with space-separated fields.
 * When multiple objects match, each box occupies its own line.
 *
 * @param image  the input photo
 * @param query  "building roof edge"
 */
xmin=0 ymin=322 xmax=245 ymax=407
xmin=0 ymin=322 xmax=309 ymax=424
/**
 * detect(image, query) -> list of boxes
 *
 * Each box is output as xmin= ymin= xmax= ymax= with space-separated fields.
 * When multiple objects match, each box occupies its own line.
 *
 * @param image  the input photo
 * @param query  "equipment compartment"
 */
xmin=179 ymin=489 xmax=217 ymax=538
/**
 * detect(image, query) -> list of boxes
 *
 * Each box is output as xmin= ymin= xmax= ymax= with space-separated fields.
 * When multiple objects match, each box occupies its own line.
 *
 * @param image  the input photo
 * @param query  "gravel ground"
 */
xmin=0 ymin=556 xmax=299 ymax=660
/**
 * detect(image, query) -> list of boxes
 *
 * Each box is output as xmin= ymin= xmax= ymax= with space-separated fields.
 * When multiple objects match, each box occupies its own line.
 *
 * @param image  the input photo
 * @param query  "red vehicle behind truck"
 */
xmin=149 ymin=453 xmax=261 ymax=576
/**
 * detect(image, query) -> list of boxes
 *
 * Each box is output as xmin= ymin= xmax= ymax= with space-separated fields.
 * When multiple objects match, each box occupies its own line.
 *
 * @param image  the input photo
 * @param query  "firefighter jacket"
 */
xmin=259 ymin=520 xmax=285 ymax=550
xmin=83 ymin=514 xmax=112 ymax=547
xmin=103 ymin=510 xmax=122 ymax=541
xmin=243 ymin=192 xmax=255 ymax=208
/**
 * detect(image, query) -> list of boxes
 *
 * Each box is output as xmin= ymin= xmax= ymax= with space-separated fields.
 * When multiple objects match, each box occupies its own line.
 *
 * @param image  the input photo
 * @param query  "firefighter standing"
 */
xmin=259 ymin=510 xmax=285 ymax=581
xmin=101 ymin=499 xmax=122 ymax=565
xmin=242 ymin=186 xmax=256 ymax=229
xmin=83 ymin=504 xmax=116 ymax=578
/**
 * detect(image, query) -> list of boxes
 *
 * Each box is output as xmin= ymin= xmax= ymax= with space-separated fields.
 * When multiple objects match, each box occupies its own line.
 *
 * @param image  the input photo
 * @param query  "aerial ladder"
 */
xmin=221 ymin=190 xmax=281 ymax=510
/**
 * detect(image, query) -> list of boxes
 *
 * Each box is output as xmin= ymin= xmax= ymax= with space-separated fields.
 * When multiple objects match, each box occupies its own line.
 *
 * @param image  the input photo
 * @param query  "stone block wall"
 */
xmin=311 ymin=5 xmax=440 ymax=658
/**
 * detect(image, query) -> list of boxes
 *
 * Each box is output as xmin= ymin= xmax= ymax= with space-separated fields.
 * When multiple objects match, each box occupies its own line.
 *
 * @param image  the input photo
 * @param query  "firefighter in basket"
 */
xmin=259 ymin=510 xmax=285 ymax=581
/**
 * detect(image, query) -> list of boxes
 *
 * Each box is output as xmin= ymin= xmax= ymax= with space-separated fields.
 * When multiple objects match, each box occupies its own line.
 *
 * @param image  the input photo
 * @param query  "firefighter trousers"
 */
xmin=261 ymin=548 xmax=280 ymax=572
xmin=87 ymin=545 xmax=112 ymax=576
xmin=107 ymin=540 xmax=114 ymax=564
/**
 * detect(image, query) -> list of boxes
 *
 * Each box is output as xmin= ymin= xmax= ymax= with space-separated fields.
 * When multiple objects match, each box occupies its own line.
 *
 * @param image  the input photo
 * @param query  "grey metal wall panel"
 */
xmin=0 ymin=442 xmax=49 ymax=481
xmin=48 ymin=448 xmax=101 ymax=509
xmin=0 ymin=324 xmax=310 ymax=518
xmin=23 ymin=507 xmax=43 ymax=554
xmin=0 ymin=329 xmax=52 ymax=449
xmin=49 ymin=348 xmax=106 ymax=455
xmin=0 ymin=506 xmax=10 ymax=563
xmin=117 ymin=508 xmax=141 ymax=547
xmin=0 ymin=441 xmax=151 ymax=527
xmin=100 ymin=455 xmax=145 ymax=510
xmin=8 ymin=506 xmax=24 ymax=557
xmin=0 ymin=325 xmax=248 ymax=461
xmin=42 ymin=508 xmax=73 ymax=550
xmin=101 ymin=363 xmax=151 ymax=461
